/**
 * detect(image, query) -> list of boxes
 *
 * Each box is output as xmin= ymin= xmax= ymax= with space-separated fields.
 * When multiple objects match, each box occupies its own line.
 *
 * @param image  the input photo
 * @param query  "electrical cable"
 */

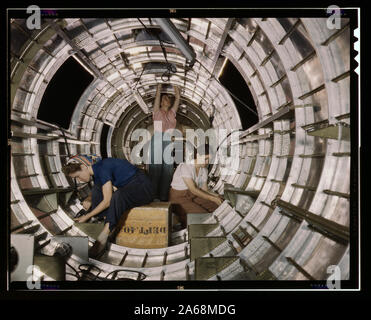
xmin=133 ymin=63 xmax=147 ymax=91
xmin=78 ymin=264 xmax=102 ymax=281
xmin=58 ymin=126 xmax=71 ymax=157
xmin=194 ymin=58 xmax=258 ymax=117
xmin=137 ymin=18 xmax=177 ymax=82
xmin=65 ymin=262 xmax=81 ymax=281
xmin=64 ymin=263 xmax=148 ymax=281
xmin=65 ymin=272 xmax=80 ymax=280
xmin=104 ymin=269 xmax=147 ymax=281
xmin=58 ymin=125 xmax=81 ymax=200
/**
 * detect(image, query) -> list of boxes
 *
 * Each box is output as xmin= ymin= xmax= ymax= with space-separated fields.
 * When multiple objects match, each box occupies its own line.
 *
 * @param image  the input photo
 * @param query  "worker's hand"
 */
xmin=74 ymin=214 xmax=91 ymax=224
xmin=173 ymin=85 xmax=180 ymax=95
xmin=212 ymin=196 xmax=223 ymax=206
xmin=82 ymin=199 xmax=91 ymax=211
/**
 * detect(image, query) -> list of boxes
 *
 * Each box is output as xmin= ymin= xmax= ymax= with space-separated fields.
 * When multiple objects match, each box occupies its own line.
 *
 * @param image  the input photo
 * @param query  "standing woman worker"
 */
xmin=149 ymin=83 xmax=180 ymax=201
xmin=62 ymin=156 xmax=153 ymax=258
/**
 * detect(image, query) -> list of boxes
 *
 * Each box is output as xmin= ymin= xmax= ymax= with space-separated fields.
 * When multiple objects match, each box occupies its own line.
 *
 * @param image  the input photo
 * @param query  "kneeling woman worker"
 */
xmin=62 ymin=156 xmax=153 ymax=258
xmin=168 ymin=145 xmax=223 ymax=228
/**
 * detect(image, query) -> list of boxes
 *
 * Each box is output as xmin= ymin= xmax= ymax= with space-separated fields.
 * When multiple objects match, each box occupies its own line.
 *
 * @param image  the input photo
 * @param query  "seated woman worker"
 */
xmin=62 ymin=156 xmax=153 ymax=258
xmin=168 ymin=144 xmax=224 ymax=228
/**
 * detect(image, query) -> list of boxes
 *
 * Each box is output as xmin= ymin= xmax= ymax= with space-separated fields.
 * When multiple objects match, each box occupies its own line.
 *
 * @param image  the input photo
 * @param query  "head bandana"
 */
xmin=66 ymin=154 xmax=102 ymax=167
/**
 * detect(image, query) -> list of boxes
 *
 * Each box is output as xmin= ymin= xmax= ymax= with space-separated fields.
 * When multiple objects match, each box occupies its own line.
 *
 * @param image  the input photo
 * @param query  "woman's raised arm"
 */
xmin=171 ymin=85 xmax=180 ymax=113
xmin=153 ymin=83 xmax=162 ymax=113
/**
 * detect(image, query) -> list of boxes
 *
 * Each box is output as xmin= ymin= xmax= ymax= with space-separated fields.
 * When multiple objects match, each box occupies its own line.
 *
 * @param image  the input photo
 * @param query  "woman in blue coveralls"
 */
xmin=62 ymin=155 xmax=153 ymax=258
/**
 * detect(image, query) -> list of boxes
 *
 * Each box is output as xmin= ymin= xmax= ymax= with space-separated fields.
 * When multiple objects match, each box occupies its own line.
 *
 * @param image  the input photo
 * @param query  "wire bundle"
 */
xmin=137 ymin=18 xmax=177 ymax=83
xmin=66 ymin=263 xmax=147 ymax=281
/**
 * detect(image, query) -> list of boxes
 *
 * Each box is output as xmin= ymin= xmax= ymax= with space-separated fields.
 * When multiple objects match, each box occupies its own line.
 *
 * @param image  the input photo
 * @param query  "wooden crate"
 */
xmin=115 ymin=202 xmax=172 ymax=249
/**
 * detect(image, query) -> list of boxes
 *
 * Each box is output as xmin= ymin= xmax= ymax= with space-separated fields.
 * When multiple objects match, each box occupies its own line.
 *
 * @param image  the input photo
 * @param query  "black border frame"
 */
xmin=2 ymin=2 xmax=365 ymax=301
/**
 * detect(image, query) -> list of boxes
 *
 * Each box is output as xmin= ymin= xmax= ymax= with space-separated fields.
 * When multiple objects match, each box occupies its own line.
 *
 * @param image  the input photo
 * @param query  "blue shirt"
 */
xmin=92 ymin=158 xmax=138 ymax=188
